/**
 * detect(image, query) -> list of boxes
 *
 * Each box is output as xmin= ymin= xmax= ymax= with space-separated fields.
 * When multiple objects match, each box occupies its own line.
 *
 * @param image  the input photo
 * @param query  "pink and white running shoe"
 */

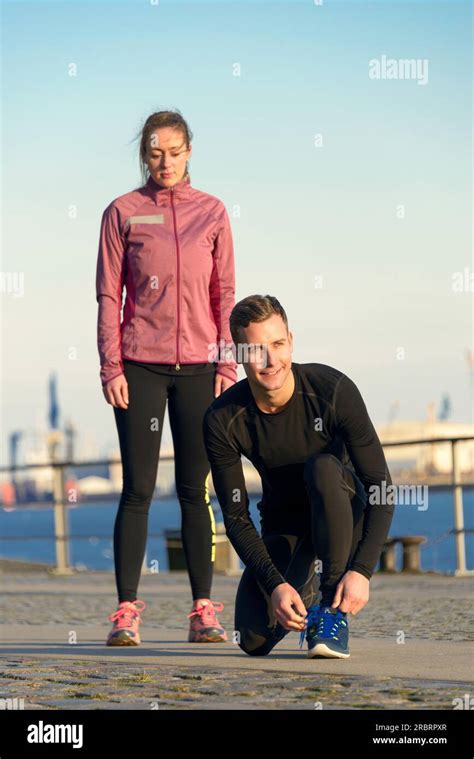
xmin=187 ymin=601 xmax=228 ymax=643
xmin=106 ymin=599 xmax=146 ymax=646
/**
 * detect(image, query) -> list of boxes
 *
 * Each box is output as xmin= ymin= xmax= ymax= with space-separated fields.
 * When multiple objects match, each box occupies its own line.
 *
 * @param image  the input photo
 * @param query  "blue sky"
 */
xmin=2 ymin=0 xmax=472 ymax=462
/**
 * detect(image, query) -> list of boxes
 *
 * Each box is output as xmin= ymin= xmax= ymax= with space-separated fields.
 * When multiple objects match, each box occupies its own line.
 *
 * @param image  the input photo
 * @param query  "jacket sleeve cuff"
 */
xmin=348 ymin=562 xmax=372 ymax=581
xmin=262 ymin=572 xmax=287 ymax=596
xmin=100 ymin=364 xmax=124 ymax=386
xmin=215 ymin=362 xmax=237 ymax=383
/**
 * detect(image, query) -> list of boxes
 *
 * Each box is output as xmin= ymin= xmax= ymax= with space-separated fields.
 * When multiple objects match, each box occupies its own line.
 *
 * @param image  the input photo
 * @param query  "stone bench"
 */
xmin=164 ymin=523 xmax=241 ymax=575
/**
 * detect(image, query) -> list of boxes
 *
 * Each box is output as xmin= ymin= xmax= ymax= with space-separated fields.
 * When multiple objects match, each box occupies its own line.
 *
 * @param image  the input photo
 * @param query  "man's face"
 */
xmin=238 ymin=314 xmax=293 ymax=391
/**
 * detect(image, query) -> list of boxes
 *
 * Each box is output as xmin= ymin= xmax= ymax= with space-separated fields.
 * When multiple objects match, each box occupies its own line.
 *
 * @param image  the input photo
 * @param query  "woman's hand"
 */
xmin=331 ymin=570 xmax=370 ymax=615
xmin=102 ymin=374 xmax=129 ymax=409
xmin=214 ymin=373 xmax=235 ymax=398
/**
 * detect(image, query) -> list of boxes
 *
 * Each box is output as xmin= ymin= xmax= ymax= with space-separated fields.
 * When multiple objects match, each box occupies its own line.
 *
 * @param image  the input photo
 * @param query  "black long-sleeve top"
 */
xmin=202 ymin=362 xmax=394 ymax=596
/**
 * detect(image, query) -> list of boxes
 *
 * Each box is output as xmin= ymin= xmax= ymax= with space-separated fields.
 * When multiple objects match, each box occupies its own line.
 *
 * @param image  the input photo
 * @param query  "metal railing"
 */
xmin=380 ymin=436 xmax=473 ymax=576
xmin=0 ymin=437 xmax=473 ymax=576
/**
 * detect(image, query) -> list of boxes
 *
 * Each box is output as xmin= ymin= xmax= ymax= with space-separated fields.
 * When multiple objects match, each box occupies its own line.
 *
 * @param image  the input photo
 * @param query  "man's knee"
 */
xmin=304 ymin=452 xmax=342 ymax=489
xmin=235 ymin=628 xmax=276 ymax=657
xmin=239 ymin=641 xmax=273 ymax=657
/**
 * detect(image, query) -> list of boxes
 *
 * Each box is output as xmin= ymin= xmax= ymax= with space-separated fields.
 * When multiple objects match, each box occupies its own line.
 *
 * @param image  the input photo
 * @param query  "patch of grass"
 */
xmin=64 ymin=691 xmax=109 ymax=700
xmin=298 ymin=686 xmax=338 ymax=695
xmin=172 ymin=674 xmax=203 ymax=680
xmin=159 ymin=693 xmax=196 ymax=702
xmin=112 ymin=671 xmax=155 ymax=686
xmin=168 ymin=685 xmax=192 ymax=693
xmin=0 ymin=673 xmax=26 ymax=680
xmin=292 ymin=691 xmax=338 ymax=700
xmin=133 ymin=672 xmax=154 ymax=683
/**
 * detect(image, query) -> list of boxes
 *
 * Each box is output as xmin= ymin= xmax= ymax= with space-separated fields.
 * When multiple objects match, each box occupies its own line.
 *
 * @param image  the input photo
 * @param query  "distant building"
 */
xmin=378 ymin=420 xmax=474 ymax=476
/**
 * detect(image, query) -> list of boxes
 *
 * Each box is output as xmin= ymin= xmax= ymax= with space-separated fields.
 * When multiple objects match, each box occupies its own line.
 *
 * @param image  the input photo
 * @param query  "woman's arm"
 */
xmin=95 ymin=203 xmax=126 ymax=386
xmin=209 ymin=207 xmax=238 ymax=384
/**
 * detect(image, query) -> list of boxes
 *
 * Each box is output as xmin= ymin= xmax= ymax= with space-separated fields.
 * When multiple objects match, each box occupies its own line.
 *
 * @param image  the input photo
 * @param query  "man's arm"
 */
xmin=334 ymin=373 xmax=395 ymax=579
xmin=202 ymin=407 xmax=286 ymax=595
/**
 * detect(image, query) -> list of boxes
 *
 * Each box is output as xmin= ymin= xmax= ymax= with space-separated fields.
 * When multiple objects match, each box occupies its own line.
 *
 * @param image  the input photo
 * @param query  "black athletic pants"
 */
xmin=235 ymin=453 xmax=368 ymax=656
xmin=112 ymin=359 xmax=217 ymax=603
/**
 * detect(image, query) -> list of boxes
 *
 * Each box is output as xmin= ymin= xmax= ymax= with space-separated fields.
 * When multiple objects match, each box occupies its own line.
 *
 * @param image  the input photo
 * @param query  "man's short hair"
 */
xmin=229 ymin=294 xmax=289 ymax=346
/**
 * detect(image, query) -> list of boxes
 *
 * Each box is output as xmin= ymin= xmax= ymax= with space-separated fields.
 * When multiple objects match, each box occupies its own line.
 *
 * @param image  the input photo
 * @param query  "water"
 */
xmin=0 ymin=489 xmax=473 ymax=574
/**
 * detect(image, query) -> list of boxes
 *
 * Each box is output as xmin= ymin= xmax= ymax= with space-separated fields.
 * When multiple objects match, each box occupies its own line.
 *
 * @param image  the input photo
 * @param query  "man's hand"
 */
xmin=271 ymin=583 xmax=307 ymax=631
xmin=214 ymin=373 xmax=235 ymax=398
xmin=331 ymin=570 xmax=369 ymax=615
xmin=102 ymin=374 xmax=129 ymax=409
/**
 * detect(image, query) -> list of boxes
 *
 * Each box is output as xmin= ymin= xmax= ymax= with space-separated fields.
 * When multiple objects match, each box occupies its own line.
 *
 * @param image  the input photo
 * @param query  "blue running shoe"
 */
xmin=299 ymin=604 xmax=350 ymax=658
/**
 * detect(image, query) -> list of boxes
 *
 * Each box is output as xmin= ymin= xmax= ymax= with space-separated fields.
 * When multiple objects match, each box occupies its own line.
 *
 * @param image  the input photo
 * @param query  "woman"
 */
xmin=95 ymin=109 xmax=237 ymax=645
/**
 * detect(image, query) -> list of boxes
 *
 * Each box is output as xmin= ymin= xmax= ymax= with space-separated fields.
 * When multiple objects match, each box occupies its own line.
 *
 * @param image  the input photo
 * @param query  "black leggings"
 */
xmin=235 ymin=453 xmax=367 ymax=656
xmin=112 ymin=360 xmax=216 ymax=603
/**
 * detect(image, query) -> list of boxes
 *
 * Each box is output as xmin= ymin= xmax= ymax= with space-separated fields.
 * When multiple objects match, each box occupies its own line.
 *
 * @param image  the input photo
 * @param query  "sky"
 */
xmin=1 ymin=0 xmax=472 ymax=464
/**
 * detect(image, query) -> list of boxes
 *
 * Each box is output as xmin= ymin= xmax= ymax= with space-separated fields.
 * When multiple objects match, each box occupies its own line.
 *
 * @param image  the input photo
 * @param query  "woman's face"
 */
xmin=145 ymin=127 xmax=192 ymax=188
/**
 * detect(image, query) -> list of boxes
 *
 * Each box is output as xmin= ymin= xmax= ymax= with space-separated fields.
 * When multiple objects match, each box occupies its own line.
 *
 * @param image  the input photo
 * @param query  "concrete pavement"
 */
xmin=0 ymin=564 xmax=472 ymax=709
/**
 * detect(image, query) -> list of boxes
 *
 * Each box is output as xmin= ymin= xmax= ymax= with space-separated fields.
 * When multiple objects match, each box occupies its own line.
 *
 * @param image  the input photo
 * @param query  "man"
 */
xmin=202 ymin=294 xmax=394 ymax=659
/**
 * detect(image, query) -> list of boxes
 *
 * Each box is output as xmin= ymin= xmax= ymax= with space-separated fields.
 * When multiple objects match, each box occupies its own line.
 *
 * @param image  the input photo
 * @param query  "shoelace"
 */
xmin=187 ymin=601 xmax=224 ymax=625
xmin=299 ymin=606 xmax=346 ymax=648
xmin=299 ymin=605 xmax=321 ymax=649
xmin=108 ymin=599 xmax=146 ymax=629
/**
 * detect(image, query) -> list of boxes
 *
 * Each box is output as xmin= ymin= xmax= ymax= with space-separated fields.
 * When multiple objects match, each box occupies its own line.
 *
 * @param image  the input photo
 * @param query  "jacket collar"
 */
xmin=145 ymin=173 xmax=192 ymax=203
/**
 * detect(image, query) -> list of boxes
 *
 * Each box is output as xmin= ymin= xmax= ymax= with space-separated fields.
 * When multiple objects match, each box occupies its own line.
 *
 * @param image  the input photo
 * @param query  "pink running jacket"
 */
xmin=95 ymin=174 xmax=237 ymax=386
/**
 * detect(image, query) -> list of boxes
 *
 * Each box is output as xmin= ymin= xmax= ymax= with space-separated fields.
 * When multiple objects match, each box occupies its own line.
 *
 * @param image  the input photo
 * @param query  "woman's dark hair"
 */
xmin=133 ymin=109 xmax=193 ymax=186
xmin=230 ymin=295 xmax=289 ymax=345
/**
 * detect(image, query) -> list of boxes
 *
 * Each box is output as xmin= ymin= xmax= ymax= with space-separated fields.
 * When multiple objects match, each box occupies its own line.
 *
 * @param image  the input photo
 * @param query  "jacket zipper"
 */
xmin=170 ymin=185 xmax=181 ymax=370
